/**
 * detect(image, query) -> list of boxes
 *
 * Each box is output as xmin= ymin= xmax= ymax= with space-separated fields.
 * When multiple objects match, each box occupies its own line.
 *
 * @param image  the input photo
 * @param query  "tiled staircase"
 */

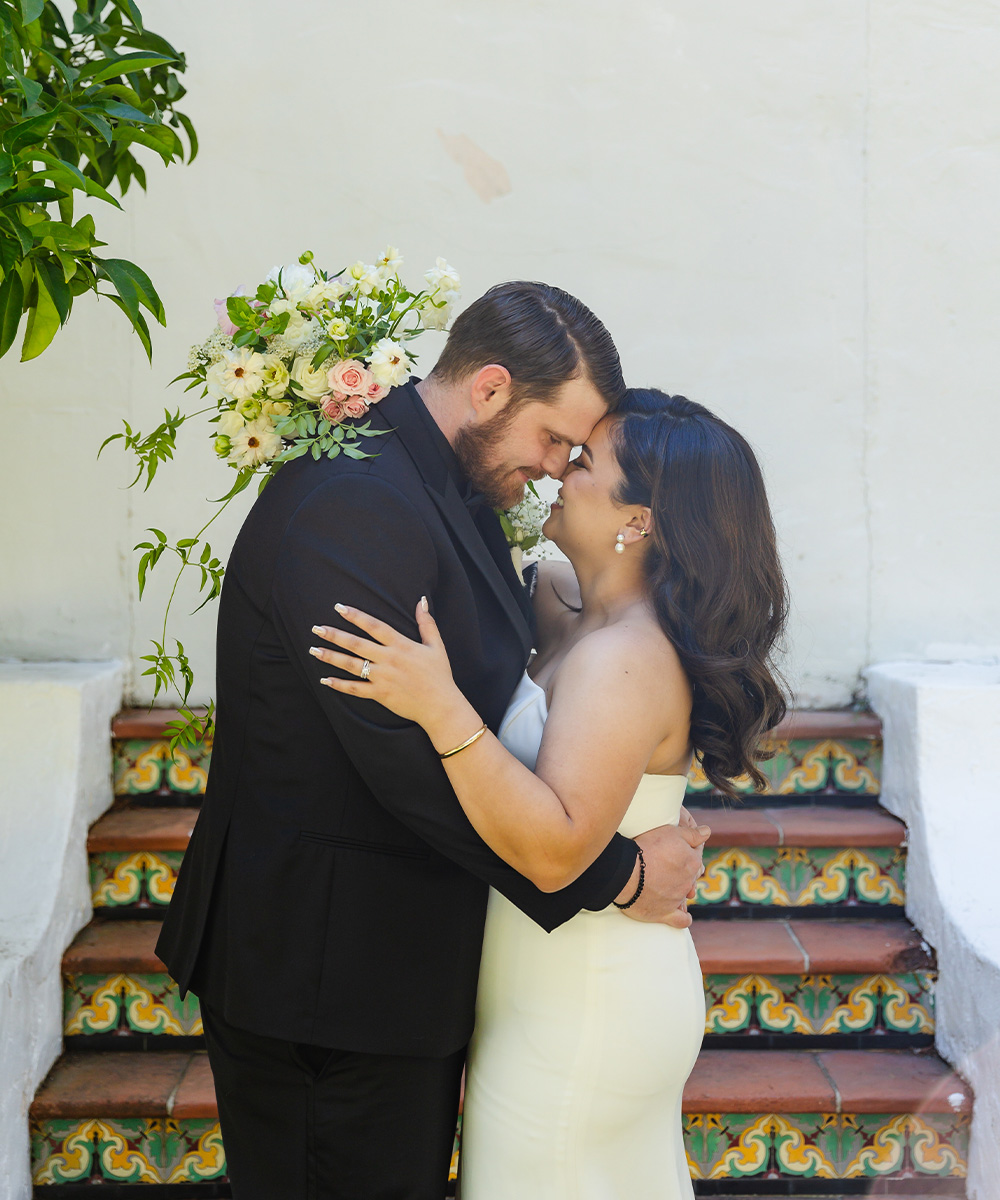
xmin=28 ymin=710 xmax=973 ymax=1195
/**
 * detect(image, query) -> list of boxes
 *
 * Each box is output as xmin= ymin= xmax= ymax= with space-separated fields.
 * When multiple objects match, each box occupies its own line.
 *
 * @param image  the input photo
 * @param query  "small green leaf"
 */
xmin=102 ymin=101 xmax=155 ymax=123
xmin=176 ymin=111 xmax=198 ymax=162
xmin=19 ymin=0 xmax=44 ymax=23
xmin=0 ymin=269 xmax=25 ymax=359
xmin=21 ymin=269 xmax=60 ymax=360
xmin=37 ymin=258 xmax=70 ymax=325
xmin=78 ymin=52 xmax=177 ymax=85
xmin=76 ymin=109 xmax=114 ymax=145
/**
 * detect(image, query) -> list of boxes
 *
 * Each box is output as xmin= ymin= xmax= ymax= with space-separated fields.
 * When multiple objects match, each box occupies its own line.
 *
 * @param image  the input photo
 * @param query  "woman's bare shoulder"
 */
xmin=557 ymin=611 xmax=690 ymax=709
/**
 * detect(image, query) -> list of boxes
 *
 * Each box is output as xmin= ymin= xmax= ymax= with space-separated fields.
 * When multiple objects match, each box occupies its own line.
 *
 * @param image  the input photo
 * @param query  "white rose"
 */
xmin=228 ymin=417 xmax=283 ymax=469
xmin=290 ymin=355 xmax=332 ymax=402
xmin=259 ymin=354 xmax=290 ymax=399
xmin=421 ymin=298 xmax=453 ymax=331
xmin=270 ymin=298 xmax=315 ymax=348
xmin=304 ymin=280 xmax=347 ymax=308
xmin=369 ymin=337 xmax=412 ymax=388
xmin=325 ymin=316 xmax=350 ymax=340
xmin=217 ymin=409 xmax=245 ymax=438
xmin=262 ymin=399 xmax=292 ymax=419
xmin=425 ymin=257 xmax=461 ymax=295
xmin=265 ymin=262 xmax=315 ymax=304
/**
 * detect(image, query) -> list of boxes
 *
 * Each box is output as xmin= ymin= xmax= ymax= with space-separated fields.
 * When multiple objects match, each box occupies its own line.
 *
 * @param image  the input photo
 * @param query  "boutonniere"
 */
xmin=496 ymin=484 xmax=553 ymax=582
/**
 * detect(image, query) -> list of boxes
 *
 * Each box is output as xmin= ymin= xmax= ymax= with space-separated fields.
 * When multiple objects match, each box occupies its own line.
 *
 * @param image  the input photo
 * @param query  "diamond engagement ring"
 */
xmin=360 ymin=659 xmax=372 ymax=682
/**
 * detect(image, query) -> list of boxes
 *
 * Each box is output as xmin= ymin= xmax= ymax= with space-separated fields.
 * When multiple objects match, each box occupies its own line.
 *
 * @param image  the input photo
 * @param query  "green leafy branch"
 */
xmin=0 ymin=0 xmax=197 ymax=360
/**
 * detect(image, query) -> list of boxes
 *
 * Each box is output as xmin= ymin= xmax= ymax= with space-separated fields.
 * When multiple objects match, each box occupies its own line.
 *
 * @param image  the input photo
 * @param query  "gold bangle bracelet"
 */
xmin=439 ymin=722 xmax=488 ymax=760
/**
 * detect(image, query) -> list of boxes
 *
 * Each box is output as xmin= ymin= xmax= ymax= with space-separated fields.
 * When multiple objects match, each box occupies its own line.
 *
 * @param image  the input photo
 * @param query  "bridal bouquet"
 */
xmin=102 ymin=246 xmax=461 ymax=746
xmin=183 ymin=247 xmax=461 ymax=476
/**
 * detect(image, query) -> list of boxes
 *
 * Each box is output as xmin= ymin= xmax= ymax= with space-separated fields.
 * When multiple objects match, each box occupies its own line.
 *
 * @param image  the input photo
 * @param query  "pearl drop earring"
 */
xmin=614 ymin=533 xmax=625 ymax=554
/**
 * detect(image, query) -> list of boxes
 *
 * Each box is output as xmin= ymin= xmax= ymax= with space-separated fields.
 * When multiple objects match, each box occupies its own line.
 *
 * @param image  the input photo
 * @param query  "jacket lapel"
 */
xmin=425 ymin=480 xmax=533 ymax=664
xmin=375 ymin=384 xmax=533 ymax=664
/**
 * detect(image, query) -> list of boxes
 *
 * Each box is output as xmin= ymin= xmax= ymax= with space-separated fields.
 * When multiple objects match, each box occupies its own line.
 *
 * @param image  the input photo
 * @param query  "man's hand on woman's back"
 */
xmin=620 ymin=816 xmax=710 ymax=929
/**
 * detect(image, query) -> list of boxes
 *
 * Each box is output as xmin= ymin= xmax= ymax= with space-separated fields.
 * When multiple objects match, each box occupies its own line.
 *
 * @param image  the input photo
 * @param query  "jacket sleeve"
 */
xmin=269 ymin=471 xmax=637 ymax=932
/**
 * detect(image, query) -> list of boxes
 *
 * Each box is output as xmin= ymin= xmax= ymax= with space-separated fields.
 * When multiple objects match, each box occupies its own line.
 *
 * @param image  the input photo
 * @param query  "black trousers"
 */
xmin=200 ymin=1001 xmax=465 ymax=1200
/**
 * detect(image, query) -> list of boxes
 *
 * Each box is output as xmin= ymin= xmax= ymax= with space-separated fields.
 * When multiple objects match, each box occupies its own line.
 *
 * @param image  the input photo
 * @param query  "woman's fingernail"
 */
xmin=311 ymin=625 xmax=326 ymax=636
xmin=320 ymin=677 xmax=333 ymax=686
xmin=697 ymin=825 xmax=712 ymax=838
xmin=309 ymin=647 xmax=322 ymax=657
xmin=334 ymin=603 xmax=347 ymax=613
xmin=420 ymin=595 xmax=428 ymax=612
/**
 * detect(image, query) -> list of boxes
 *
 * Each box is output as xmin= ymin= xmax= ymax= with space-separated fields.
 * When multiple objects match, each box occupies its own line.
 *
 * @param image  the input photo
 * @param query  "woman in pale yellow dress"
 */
xmin=315 ymin=389 xmax=788 ymax=1198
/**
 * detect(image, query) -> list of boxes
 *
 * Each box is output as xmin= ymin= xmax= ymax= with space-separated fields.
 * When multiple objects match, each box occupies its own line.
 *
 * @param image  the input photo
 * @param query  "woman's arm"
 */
xmin=312 ymin=600 xmax=690 ymax=892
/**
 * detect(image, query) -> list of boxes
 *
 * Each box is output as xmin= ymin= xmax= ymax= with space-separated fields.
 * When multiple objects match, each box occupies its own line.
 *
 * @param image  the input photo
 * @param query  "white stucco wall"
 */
xmin=0 ymin=0 xmax=997 ymax=706
xmin=866 ymin=662 xmax=1000 ymax=1200
xmin=0 ymin=662 xmax=123 ymax=1200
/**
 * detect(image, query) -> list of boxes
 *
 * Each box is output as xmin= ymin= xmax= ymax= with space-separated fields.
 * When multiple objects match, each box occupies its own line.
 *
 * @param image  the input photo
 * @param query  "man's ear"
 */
xmin=469 ymin=364 xmax=513 ymax=419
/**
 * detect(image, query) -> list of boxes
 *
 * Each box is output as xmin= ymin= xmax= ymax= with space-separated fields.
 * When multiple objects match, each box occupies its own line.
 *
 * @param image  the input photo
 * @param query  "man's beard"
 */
xmin=453 ymin=407 xmax=535 ymax=509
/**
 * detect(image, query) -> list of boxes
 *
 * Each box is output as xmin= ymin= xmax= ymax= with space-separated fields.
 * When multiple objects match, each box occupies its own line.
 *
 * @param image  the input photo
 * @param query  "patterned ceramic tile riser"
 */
xmin=88 ymin=845 xmax=906 ymax=914
xmin=683 ymin=1112 xmax=968 ymax=1180
xmin=111 ymin=732 xmax=881 ymax=800
xmin=114 ymin=741 xmax=210 ymax=797
xmin=694 ymin=847 xmax=905 ymax=909
xmin=686 ymin=739 xmax=881 ymax=797
xmin=62 ymin=972 xmax=933 ymax=1042
xmin=31 ymin=1111 xmax=965 ymax=1185
xmin=90 ymin=852 xmax=183 ymax=909
xmin=703 ymin=974 xmax=934 ymax=1037
xmin=31 ymin=1118 xmax=225 ymax=1185
xmin=64 ymin=975 xmax=202 ymax=1037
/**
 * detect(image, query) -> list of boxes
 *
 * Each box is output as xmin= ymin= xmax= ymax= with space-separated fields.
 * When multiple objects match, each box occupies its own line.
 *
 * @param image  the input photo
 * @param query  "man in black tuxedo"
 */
xmin=157 ymin=282 xmax=708 ymax=1199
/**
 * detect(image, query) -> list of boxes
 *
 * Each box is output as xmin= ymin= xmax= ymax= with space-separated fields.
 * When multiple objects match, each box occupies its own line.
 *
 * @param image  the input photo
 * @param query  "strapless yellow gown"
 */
xmin=458 ymin=673 xmax=705 ymax=1199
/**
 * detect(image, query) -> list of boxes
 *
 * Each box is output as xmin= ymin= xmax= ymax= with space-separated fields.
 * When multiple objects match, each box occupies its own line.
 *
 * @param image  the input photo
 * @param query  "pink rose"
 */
xmin=320 ymin=395 xmax=346 ymax=423
xmin=342 ymin=396 xmax=369 ymax=419
xmin=328 ymin=359 xmax=372 ymax=397
xmin=213 ymin=297 xmax=239 ymax=338
xmin=365 ymin=380 xmax=389 ymax=404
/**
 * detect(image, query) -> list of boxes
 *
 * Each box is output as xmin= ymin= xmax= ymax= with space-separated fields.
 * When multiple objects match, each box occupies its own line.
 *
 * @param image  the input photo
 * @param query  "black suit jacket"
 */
xmin=156 ymin=382 xmax=636 ymax=1056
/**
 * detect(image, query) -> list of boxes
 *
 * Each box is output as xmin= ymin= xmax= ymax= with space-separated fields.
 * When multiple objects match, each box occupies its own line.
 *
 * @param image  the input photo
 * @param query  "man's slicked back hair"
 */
xmin=431 ymin=281 xmax=625 ymax=409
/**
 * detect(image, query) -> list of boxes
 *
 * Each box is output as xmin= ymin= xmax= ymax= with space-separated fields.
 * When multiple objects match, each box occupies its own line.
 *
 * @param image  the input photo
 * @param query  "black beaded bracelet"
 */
xmin=612 ymin=844 xmax=645 ymax=910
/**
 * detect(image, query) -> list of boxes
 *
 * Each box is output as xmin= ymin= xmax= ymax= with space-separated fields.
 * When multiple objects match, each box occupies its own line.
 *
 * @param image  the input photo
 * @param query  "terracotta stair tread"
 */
xmin=30 ymin=1052 xmax=196 ymax=1118
xmin=692 ymin=918 xmax=933 ymax=974
xmin=89 ymin=806 xmax=199 ymax=852
xmin=64 ymin=920 xmax=165 ymax=974
xmin=32 ymin=1049 xmax=965 ymax=1121
xmin=85 ymin=803 xmax=902 ymax=859
xmin=686 ymin=804 xmax=905 ymax=848
xmin=112 ymin=707 xmax=881 ymax=742
xmin=67 ymin=917 xmax=933 ymax=979
xmin=685 ymin=1049 xmax=972 ymax=1114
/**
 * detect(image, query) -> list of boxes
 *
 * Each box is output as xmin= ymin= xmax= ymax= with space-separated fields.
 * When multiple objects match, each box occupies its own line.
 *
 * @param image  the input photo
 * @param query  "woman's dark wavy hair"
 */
xmin=609 ymin=389 xmax=789 ymax=798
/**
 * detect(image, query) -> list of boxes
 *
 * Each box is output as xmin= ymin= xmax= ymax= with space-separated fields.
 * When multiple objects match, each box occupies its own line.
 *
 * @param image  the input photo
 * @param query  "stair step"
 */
xmin=87 ymin=804 xmax=907 ymax=914
xmin=31 ymin=1049 xmax=970 ymax=1184
xmin=89 ymin=808 xmax=199 ymax=853
xmin=687 ymin=805 xmax=905 ymax=848
xmin=67 ymin=917 xmax=932 ymax=976
xmin=62 ymin=920 xmax=936 ymax=1046
xmin=110 ymin=709 xmax=882 ymax=802
xmin=688 ymin=807 xmax=907 ymax=911
xmin=686 ymin=1048 xmax=970 ymax=1113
